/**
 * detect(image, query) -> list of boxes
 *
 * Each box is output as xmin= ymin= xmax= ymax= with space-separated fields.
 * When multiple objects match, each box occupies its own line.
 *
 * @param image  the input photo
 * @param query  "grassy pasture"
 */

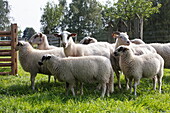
xmin=0 ymin=62 xmax=170 ymax=113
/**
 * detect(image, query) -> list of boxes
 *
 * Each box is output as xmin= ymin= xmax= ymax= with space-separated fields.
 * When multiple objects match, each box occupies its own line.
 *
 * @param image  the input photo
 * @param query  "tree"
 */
xmin=22 ymin=27 xmax=36 ymax=40
xmin=0 ymin=0 xmax=11 ymax=30
xmin=144 ymin=0 xmax=170 ymax=42
xmin=40 ymin=1 xmax=64 ymax=34
xmin=64 ymin=0 xmax=103 ymax=40
xmin=103 ymin=0 xmax=161 ymax=39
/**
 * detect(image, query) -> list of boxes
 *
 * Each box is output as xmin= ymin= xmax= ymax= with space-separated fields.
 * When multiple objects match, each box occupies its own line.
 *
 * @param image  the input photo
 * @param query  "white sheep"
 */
xmin=114 ymin=45 xmax=164 ymax=96
xmin=112 ymin=32 xmax=157 ymax=89
xmin=15 ymin=41 xmax=65 ymax=90
xmin=130 ymin=38 xmax=145 ymax=44
xmin=54 ymin=31 xmax=114 ymax=58
xmin=112 ymin=32 xmax=156 ymax=54
xmin=79 ymin=36 xmax=98 ymax=44
xmin=149 ymin=43 xmax=170 ymax=68
xmin=29 ymin=33 xmax=58 ymax=50
xmin=54 ymin=31 xmax=122 ymax=89
xmin=39 ymin=54 xmax=114 ymax=97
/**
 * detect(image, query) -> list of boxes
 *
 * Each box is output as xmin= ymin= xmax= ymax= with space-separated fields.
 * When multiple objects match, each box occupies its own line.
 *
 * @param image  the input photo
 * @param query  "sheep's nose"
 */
xmin=62 ymin=42 xmax=66 ymax=47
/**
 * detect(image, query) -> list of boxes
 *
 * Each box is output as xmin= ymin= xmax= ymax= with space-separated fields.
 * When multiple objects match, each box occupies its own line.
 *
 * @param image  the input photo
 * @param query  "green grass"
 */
xmin=0 ymin=63 xmax=170 ymax=113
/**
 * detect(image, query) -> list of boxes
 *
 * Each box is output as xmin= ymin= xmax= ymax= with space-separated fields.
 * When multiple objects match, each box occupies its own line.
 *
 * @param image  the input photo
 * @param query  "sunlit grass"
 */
xmin=0 ymin=62 xmax=169 ymax=112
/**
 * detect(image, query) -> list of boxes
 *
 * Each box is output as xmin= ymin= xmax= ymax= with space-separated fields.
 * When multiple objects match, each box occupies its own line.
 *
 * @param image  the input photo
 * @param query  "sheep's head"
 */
xmin=29 ymin=33 xmax=44 ymax=45
xmin=38 ymin=54 xmax=52 ymax=66
xmin=112 ymin=32 xmax=130 ymax=46
xmin=113 ymin=46 xmax=130 ymax=56
xmin=54 ymin=31 xmax=77 ymax=48
xmin=15 ymin=41 xmax=29 ymax=51
xmin=80 ymin=36 xmax=97 ymax=44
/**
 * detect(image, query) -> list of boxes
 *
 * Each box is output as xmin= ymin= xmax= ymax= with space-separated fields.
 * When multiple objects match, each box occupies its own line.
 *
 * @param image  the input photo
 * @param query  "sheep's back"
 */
xmin=62 ymin=56 xmax=112 ymax=83
xmin=150 ymin=43 xmax=170 ymax=68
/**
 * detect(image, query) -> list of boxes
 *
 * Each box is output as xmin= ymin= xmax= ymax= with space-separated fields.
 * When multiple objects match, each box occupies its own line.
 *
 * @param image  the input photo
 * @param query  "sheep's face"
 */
xmin=114 ymin=46 xmax=129 ymax=56
xmin=80 ymin=37 xmax=97 ymax=44
xmin=112 ymin=32 xmax=130 ymax=46
xmin=29 ymin=33 xmax=44 ymax=45
xmin=54 ymin=31 xmax=77 ymax=48
xmin=15 ymin=41 xmax=28 ymax=51
xmin=38 ymin=54 xmax=52 ymax=66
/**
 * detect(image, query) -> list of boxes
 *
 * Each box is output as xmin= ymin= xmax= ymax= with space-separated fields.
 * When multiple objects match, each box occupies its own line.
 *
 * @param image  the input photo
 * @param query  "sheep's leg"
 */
xmin=69 ymin=84 xmax=75 ymax=96
xmin=125 ymin=76 xmax=130 ymax=90
xmin=106 ymin=83 xmax=110 ymax=97
xmin=157 ymin=76 xmax=162 ymax=93
xmin=48 ymin=75 xmax=51 ymax=83
xmin=80 ymin=82 xmax=84 ymax=95
xmin=129 ymin=78 xmax=133 ymax=94
xmin=115 ymin=70 xmax=121 ymax=89
xmin=109 ymin=74 xmax=114 ymax=93
xmin=133 ymin=79 xmax=140 ymax=96
xmin=54 ymin=76 xmax=57 ymax=83
xmin=30 ymin=73 xmax=37 ymax=90
xmin=65 ymin=82 xmax=69 ymax=96
xmin=152 ymin=76 xmax=157 ymax=90
xmin=101 ymin=83 xmax=106 ymax=97
xmin=66 ymin=82 xmax=75 ymax=96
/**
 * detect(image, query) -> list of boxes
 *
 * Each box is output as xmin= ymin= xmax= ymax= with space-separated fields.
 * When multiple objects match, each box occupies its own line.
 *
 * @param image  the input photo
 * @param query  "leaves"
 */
xmin=0 ymin=0 xmax=10 ymax=30
xmin=40 ymin=1 xmax=64 ymax=33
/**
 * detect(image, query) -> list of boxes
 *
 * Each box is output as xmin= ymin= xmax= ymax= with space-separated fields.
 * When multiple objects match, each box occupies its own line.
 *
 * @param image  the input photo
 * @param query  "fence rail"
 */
xmin=0 ymin=24 xmax=18 ymax=75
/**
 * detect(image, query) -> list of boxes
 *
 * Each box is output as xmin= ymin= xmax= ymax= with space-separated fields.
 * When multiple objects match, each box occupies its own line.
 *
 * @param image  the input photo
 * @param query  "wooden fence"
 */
xmin=0 ymin=24 xmax=18 ymax=75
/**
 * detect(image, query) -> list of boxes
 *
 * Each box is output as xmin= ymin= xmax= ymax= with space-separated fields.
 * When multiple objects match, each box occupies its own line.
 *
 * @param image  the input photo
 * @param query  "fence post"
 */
xmin=11 ymin=24 xmax=18 ymax=75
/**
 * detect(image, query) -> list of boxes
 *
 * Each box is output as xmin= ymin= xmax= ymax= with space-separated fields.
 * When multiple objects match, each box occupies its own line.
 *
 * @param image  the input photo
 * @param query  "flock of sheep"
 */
xmin=15 ymin=31 xmax=168 ymax=97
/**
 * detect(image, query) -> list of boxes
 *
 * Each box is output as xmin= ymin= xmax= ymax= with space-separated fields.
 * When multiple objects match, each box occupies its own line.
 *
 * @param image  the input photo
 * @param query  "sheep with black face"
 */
xmin=114 ymin=45 xmax=164 ymax=96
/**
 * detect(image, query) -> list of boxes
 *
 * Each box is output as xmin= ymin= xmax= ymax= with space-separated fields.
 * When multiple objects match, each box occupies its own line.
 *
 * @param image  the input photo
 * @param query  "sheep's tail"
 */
xmin=109 ymin=68 xmax=114 ymax=93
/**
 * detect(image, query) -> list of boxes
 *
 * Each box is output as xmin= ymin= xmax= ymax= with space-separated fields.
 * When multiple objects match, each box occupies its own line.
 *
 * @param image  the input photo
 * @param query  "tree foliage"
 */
xmin=40 ymin=1 xmax=64 ymax=34
xmin=22 ymin=27 xmax=36 ymax=40
xmin=62 ymin=0 xmax=103 ymax=39
xmin=0 ymin=0 xmax=11 ymax=30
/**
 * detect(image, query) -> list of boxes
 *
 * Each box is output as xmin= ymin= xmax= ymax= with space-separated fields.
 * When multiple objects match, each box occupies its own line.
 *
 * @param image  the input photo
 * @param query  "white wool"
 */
xmin=114 ymin=46 xmax=164 ymax=96
xmin=15 ymin=41 xmax=65 ymax=90
xmin=40 ymin=54 xmax=114 ymax=97
xmin=149 ymin=43 xmax=170 ymax=68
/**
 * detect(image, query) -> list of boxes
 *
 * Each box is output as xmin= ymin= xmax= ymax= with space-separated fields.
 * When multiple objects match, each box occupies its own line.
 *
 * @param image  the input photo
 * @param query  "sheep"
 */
xmin=149 ymin=43 xmax=170 ymax=68
xmin=54 ymin=31 xmax=122 ymax=89
xmin=112 ymin=32 xmax=156 ymax=54
xmin=114 ymin=45 xmax=164 ymax=96
xmin=112 ymin=31 xmax=157 ymax=89
xmin=29 ymin=33 xmax=58 ymax=50
xmin=54 ymin=31 xmax=114 ymax=58
xmin=15 ymin=41 xmax=65 ymax=90
xmin=130 ymin=38 xmax=145 ymax=44
xmin=39 ymin=54 xmax=114 ymax=97
xmin=79 ymin=36 xmax=98 ymax=44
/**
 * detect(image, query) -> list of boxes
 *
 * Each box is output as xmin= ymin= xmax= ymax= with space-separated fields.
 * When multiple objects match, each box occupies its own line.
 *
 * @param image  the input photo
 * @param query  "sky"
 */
xmin=8 ymin=0 xmax=113 ymax=33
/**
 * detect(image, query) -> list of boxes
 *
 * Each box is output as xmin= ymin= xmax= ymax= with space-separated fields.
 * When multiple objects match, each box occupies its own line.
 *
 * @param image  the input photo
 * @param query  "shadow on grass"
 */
xmin=0 ymin=79 xmax=160 ymax=104
xmin=0 ymin=81 xmax=64 ymax=96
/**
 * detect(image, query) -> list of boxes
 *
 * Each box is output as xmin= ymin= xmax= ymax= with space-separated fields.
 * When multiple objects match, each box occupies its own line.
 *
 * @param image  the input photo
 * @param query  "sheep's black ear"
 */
xmin=112 ymin=31 xmax=120 ymax=38
xmin=41 ymin=56 xmax=46 ymax=62
xmin=34 ymin=34 xmax=39 ymax=38
xmin=123 ymin=47 xmax=129 ymax=52
xmin=17 ymin=42 xmax=24 ymax=46
xmin=39 ymin=33 xmax=43 ymax=37
xmin=118 ymin=46 xmax=124 ymax=52
xmin=46 ymin=56 xmax=51 ymax=60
